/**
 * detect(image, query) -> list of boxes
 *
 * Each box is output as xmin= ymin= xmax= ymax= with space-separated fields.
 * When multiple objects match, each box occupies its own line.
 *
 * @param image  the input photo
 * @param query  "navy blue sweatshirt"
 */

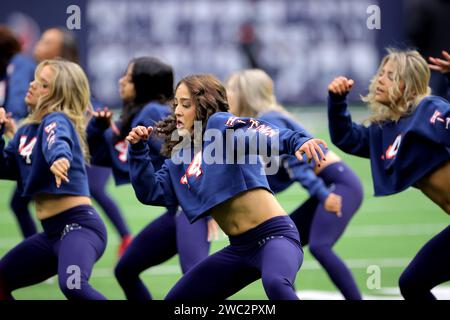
xmin=0 ymin=112 xmax=90 ymax=197
xmin=259 ymin=111 xmax=331 ymax=202
xmin=128 ymin=112 xmax=315 ymax=223
xmin=328 ymin=92 xmax=450 ymax=196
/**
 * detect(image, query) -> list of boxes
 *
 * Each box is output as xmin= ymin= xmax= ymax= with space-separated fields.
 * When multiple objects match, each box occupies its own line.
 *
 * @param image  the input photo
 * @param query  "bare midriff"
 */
xmin=35 ymin=194 xmax=92 ymax=220
xmin=210 ymin=188 xmax=286 ymax=236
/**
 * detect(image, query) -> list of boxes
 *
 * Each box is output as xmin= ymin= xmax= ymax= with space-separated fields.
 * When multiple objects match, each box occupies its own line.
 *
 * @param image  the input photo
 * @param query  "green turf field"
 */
xmin=0 ymin=107 xmax=448 ymax=299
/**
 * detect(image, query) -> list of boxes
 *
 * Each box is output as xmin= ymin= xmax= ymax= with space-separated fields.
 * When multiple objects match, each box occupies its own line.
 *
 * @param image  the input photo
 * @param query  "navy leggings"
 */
xmin=290 ymin=162 xmax=363 ymax=300
xmin=86 ymin=165 xmax=130 ymax=238
xmin=165 ymin=215 xmax=303 ymax=300
xmin=0 ymin=205 xmax=107 ymax=300
xmin=399 ymin=225 xmax=450 ymax=300
xmin=9 ymin=165 xmax=129 ymax=239
xmin=9 ymin=188 xmax=35 ymax=238
xmin=115 ymin=208 xmax=210 ymax=300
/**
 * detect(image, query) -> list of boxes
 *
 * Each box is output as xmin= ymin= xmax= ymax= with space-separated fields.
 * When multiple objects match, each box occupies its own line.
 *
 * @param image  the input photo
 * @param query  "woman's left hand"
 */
xmin=50 ymin=157 xmax=70 ymax=188
xmin=295 ymin=138 xmax=328 ymax=166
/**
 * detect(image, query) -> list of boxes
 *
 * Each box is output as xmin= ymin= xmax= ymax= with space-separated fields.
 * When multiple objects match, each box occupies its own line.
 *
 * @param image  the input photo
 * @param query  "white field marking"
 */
xmin=1 ymin=222 xmax=447 ymax=249
xmin=344 ymin=223 xmax=449 ymax=238
xmin=296 ymin=286 xmax=450 ymax=300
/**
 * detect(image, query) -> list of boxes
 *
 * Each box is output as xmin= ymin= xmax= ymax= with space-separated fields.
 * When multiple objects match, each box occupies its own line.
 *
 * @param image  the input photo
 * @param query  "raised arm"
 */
xmin=131 ymin=104 xmax=168 ymax=166
xmin=86 ymin=108 xmax=114 ymax=167
xmin=429 ymin=50 xmax=450 ymax=100
xmin=127 ymin=126 xmax=177 ymax=207
xmin=327 ymin=77 xmax=370 ymax=158
xmin=209 ymin=113 xmax=328 ymax=165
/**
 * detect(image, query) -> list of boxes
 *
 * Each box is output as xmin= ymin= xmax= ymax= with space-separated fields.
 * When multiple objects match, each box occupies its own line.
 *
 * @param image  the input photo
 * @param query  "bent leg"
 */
xmin=10 ymin=188 xmax=37 ymax=238
xmin=165 ymin=246 xmax=258 ymax=300
xmin=87 ymin=165 xmax=130 ymax=237
xmin=56 ymin=225 xmax=107 ymax=300
xmin=308 ymin=183 xmax=362 ymax=300
xmin=399 ymin=225 xmax=450 ymax=300
xmin=175 ymin=212 xmax=210 ymax=273
xmin=0 ymin=233 xmax=57 ymax=299
xmin=115 ymin=211 xmax=177 ymax=300
xmin=257 ymin=238 xmax=303 ymax=300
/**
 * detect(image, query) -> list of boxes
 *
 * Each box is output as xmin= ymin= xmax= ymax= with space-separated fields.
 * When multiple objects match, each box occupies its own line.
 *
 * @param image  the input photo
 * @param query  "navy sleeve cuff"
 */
xmin=129 ymin=140 xmax=148 ymax=153
xmin=328 ymin=91 xmax=349 ymax=103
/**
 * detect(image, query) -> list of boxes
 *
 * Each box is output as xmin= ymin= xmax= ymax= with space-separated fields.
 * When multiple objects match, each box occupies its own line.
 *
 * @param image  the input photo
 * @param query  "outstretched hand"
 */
xmin=126 ymin=126 xmax=154 ymax=144
xmin=429 ymin=50 xmax=450 ymax=74
xmin=295 ymin=138 xmax=328 ymax=166
xmin=328 ymin=76 xmax=354 ymax=96
xmin=50 ymin=157 xmax=70 ymax=188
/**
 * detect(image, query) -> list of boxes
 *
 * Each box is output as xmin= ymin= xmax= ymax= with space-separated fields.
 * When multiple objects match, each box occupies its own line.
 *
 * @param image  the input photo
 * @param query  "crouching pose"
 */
xmin=0 ymin=59 xmax=107 ymax=300
xmin=127 ymin=74 xmax=327 ymax=300
xmin=327 ymin=49 xmax=450 ymax=300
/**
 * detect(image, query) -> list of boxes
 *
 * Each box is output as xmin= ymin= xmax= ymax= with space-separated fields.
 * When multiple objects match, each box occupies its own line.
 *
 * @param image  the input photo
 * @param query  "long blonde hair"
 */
xmin=362 ymin=48 xmax=431 ymax=124
xmin=225 ymin=69 xmax=289 ymax=117
xmin=23 ymin=59 xmax=91 ymax=159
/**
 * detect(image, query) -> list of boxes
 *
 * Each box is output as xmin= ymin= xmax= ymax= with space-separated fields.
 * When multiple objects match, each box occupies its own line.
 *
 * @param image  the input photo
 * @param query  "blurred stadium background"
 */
xmin=1 ymin=0 xmax=449 ymax=299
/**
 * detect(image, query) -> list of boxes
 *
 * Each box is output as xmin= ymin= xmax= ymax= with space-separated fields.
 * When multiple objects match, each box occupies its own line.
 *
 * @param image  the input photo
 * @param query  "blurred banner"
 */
xmin=1 ymin=0 xmax=406 ymax=107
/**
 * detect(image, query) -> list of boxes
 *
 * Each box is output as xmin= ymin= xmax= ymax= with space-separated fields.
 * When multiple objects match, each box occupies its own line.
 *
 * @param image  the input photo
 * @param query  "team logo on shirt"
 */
xmin=180 ymin=151 xmax=203 ymax=186
xmin=114 ymin=140 xmax=128 ymax=163
xmin=430 ymin=110 xmax=450 ymax=130
xmin=18 ymin=135 xmax=37 ymax=164
xmin=382 ymin=134 xmax=401 ymax=160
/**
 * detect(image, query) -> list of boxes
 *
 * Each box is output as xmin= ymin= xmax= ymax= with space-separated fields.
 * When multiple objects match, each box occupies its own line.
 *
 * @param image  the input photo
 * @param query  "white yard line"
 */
xmin=297 ymin=286 xmax=450 ymax=300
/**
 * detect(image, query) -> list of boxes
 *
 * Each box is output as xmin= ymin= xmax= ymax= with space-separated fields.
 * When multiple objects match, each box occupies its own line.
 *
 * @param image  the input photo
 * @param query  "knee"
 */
xmin=58 ymin=277 xmax=87 ymax=300
xmin=114 ymin=258 xmax=138 ymax=283
xmin=262 ymin=274 xmax=295 ymax=299
xmin=0 ymin=271 xmax=13 ymax=300
xmin=309 ymin=243 xmax=331 ymax=261
xmin=398 ymin=270 xmax=416 ymax=299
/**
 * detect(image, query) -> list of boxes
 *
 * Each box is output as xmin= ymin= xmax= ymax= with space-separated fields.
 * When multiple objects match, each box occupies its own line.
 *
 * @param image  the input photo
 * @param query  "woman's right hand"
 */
xmin=126 ymin=126 xmax=153 ymax=144
xmin=328 ymin=76 xmax=354 ymax=96
xmin=324 ymin=192 xmax=342 ymax=217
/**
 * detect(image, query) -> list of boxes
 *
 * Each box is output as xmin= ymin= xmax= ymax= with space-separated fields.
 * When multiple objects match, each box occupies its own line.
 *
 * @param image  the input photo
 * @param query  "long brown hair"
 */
xmin=119 ymin=57 xmax=173 ymax=141
xmin=157 ymin=74 xmax=229 ymax=157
